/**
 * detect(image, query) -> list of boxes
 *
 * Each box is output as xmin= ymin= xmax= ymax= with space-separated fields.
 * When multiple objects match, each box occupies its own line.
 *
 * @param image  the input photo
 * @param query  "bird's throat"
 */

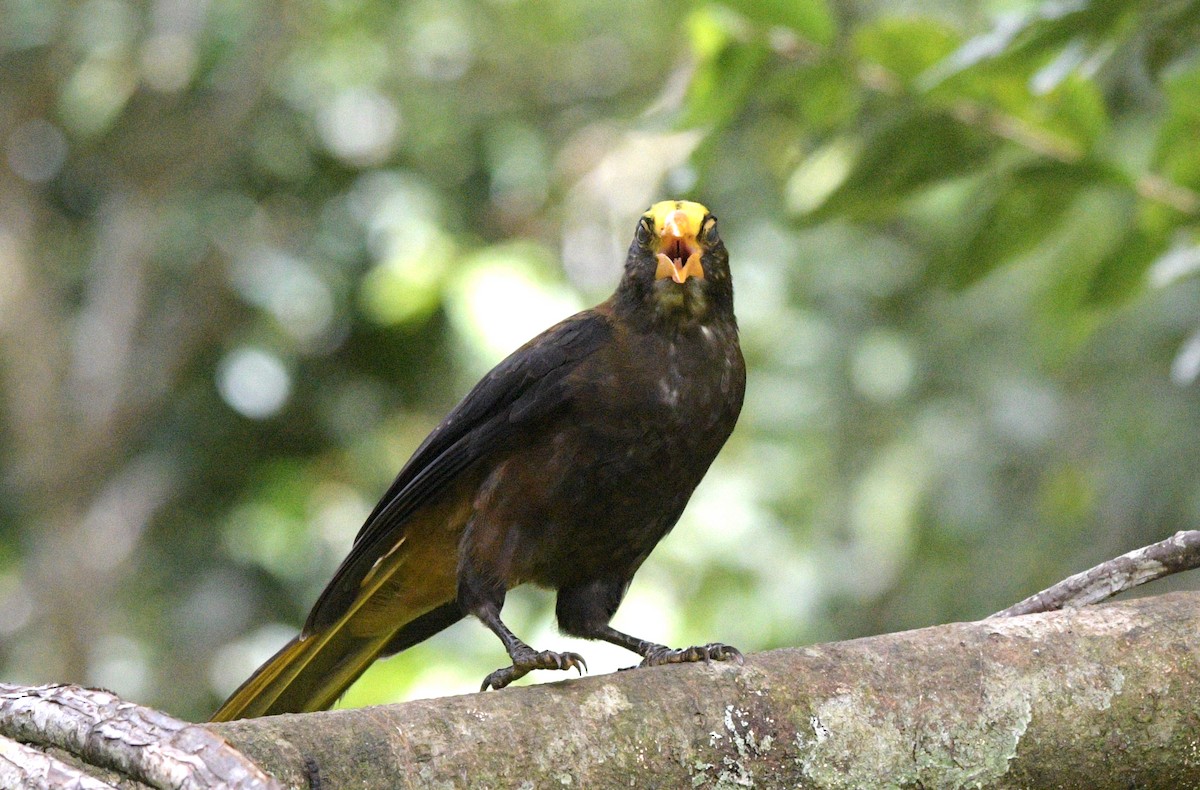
xmin=652 ymin=279 xmax=709 ymax=325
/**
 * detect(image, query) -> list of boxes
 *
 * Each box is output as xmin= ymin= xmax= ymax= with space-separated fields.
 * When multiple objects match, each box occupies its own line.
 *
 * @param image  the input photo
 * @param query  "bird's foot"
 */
xmin=639 ymin=642 xmax=744 ymax=668
xmin=480 ymin=648 xmax=587 ymax=691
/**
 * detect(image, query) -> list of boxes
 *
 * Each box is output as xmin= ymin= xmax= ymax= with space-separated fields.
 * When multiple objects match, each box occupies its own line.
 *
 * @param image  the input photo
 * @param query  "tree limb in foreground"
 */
xmin=5 ymin=532 xmax=1200 ymax=789
xmin=208 ymin=591 xmax=1200 ymax=789
xmin=0 ymin=734 xmax=118 ymax=789
xmin=990 ymin=529 xmax=1200 ymax=618
xmin=0 ymin=683 xmax=280 ymax=790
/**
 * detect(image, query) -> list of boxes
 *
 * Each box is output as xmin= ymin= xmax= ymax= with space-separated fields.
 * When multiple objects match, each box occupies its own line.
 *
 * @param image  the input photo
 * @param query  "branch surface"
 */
xmin=0 ymin=684 xmax=280 ymax=790
xmin=0 ymin=734 xmax=117 ymax=789
xmin=210 ymin=591 xmax=1200 ymax=789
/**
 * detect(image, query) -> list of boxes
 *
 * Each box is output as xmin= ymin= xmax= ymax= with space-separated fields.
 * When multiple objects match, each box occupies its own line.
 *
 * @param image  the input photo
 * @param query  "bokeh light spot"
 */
xmin=448 ymin=244 xmax=583 ymax=367
xmin=317 ymin=87 xmax=402 ymax=166
xmin=217 ymin=348 xmax=292 ymax=419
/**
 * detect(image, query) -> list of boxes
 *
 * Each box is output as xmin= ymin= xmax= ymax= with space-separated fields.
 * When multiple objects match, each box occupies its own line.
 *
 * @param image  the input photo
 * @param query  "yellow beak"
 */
xmin=654 ymin=209 xmax=705 ymax=284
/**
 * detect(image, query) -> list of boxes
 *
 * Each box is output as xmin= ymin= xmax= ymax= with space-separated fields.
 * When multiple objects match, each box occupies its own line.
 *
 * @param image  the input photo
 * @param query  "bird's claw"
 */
xmin=480 ymin=649 xmax=588 ymax=691
xmin=639 ymin=642 xmax=743 ymax=668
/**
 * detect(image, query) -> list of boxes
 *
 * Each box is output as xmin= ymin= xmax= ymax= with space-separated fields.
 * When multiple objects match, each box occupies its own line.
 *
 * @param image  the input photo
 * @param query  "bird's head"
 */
xmin=617 ymin=200 xmax=732 ymax=327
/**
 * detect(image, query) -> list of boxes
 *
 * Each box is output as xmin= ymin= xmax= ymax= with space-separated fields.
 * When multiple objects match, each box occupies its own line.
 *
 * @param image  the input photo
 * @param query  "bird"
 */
xmin=210 ymin=199 xmax=746 ymax=721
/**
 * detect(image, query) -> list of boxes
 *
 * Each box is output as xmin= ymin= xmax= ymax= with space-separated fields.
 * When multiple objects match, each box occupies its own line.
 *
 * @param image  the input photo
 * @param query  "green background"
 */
xmin=1 ymin=0 xmax=1198 ymax=721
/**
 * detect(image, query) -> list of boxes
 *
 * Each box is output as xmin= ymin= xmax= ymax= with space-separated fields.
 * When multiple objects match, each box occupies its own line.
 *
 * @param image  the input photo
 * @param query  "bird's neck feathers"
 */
xmin=612 ymin=274 xmax=734 ymax=335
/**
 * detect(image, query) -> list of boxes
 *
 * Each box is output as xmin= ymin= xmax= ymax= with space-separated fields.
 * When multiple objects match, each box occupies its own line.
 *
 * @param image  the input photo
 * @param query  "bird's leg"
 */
xmin=556 ymin=581 xmax=743 ymax=669
xmin=459 ymin=565 xmax=586 ymax=691
xmin=594 ymin=624 xmax=743 ymax=668
xmin=473 ymin=605 xmax=587 ymax=691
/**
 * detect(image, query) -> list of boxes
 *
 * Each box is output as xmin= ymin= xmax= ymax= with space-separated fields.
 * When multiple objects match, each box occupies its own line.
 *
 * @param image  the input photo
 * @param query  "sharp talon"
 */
xmin=480 ymin=667 xmax=516 ymax=692
xmin=480 ymin=649 xmax=588 ymax=690
xmin=707 ymin=643 xmax=743 ymax=664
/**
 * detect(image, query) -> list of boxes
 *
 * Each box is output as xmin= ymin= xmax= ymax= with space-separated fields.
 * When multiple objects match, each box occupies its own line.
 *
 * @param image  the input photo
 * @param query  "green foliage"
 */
xmin=1 ymin=0 xmax=1199 ymax=722
xmin=719 ymin=0 xmax=836 ymax=45
xmin=853 ymin=17 xmax=961 ymax=83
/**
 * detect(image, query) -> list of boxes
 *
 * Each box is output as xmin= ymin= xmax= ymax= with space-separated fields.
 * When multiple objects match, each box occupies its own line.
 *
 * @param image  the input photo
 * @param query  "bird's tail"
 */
xmin=209 ymin=601 xmax=465 ymax=722
xmin=209 ymin=627 xmax=391 ymax=722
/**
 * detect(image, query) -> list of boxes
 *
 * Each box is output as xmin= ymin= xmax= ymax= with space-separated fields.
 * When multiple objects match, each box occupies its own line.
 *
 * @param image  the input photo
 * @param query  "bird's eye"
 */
xmin=636 ymin=218 xmax=654 ymax=246
xmin=703 ymin=217 xmax=719 ymax=245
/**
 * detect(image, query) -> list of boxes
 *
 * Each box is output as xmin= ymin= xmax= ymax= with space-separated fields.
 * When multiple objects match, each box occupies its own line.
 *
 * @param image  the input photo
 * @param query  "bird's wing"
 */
xmin=304 ymin=308 xmax=613 ymax=632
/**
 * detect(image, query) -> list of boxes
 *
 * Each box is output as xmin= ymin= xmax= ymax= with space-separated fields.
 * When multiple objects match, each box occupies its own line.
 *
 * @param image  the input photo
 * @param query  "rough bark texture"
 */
xmin=208 ymin=591 xmax=1200 ymax=789
xmin=0 ymin=734 xmax=119 ymax=789
xmin=0 ymin=683 xmax=280 ymax=789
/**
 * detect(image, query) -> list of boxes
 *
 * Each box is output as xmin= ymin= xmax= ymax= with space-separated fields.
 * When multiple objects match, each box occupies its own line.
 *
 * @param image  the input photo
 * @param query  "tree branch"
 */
xmin=0 ymin=734 xmax=118 ymax=790
xmin=6 ymin=529 xmax=1200 ymax=787
xmin=4 ymin=591 xmax=1199 ymax=786
xmin=0 ymin=684 xmax=280 ymax=790
xmin=990 ymin=529 xmax=1200 ymax=618
xmin=205 ymin=591 xmax=1200 ymax=789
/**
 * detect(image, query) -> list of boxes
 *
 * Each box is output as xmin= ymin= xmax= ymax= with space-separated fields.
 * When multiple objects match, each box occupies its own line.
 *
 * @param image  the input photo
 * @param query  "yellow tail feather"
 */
xmin=211 ymin=499 xmax=467 ymax=722
xmin=210 ymin=627 xmax=392 ymax=722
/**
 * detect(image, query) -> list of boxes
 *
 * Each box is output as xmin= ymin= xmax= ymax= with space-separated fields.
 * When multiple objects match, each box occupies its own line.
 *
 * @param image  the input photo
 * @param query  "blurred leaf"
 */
xmin=780 ymin=60 xmax=861 ymax=133
xmin=854 ymin=17 xmax=961 ymax=84
xmin=935 ymin=160 xmax=1118 ymax=289
xmin=1032 ymin=73 xmax=1107 ymax=152
xmin=1038 ymin=188 xmax=1138 ymax=339
xmin=930 ymin=0 xmax=1134 ymax=81
xmin=683 ymin=35 xmax=771 ymax=129
xmin=1141 ymin=1 xmax=1200 ymax=76
xmin=716 ymin=0 xmax=835 ymax=45
xmin=1084 ymin=229 xmax=1168 ymax=307
xmin=810 ymin=110 xmax=995 ymax=219
xmin=928 ymin=46 xmax=1107 ymax=156
xmin=786 ymin=137 xmax=859 ymax=215
xmin=1154 ymin=61 xmax=1200 ymax=191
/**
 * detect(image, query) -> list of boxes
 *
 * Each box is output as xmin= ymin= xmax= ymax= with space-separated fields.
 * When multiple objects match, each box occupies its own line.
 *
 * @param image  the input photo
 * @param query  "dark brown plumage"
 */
xmin=211 ymin=200 xmax=745 ymax=721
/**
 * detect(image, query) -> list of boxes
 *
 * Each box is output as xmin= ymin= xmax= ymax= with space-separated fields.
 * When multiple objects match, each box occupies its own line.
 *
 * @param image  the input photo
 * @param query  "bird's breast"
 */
xmin=642 ymin=323 xmax=743 ymax=429
xmin=536 ymin=322 xmax=742 ymax=578
xmin=470 ymin=317 xmax=744 ymax=589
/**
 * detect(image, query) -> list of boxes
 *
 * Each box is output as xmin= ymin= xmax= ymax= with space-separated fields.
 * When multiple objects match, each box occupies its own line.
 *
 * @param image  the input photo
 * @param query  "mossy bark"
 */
xmin=208 ymin=591 xmax=1200 ymax=789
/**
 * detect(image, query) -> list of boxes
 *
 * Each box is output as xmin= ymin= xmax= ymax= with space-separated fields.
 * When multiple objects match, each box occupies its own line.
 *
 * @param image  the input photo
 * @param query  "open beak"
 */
xmin=655 ymin=210 xmax=704 ymax=284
